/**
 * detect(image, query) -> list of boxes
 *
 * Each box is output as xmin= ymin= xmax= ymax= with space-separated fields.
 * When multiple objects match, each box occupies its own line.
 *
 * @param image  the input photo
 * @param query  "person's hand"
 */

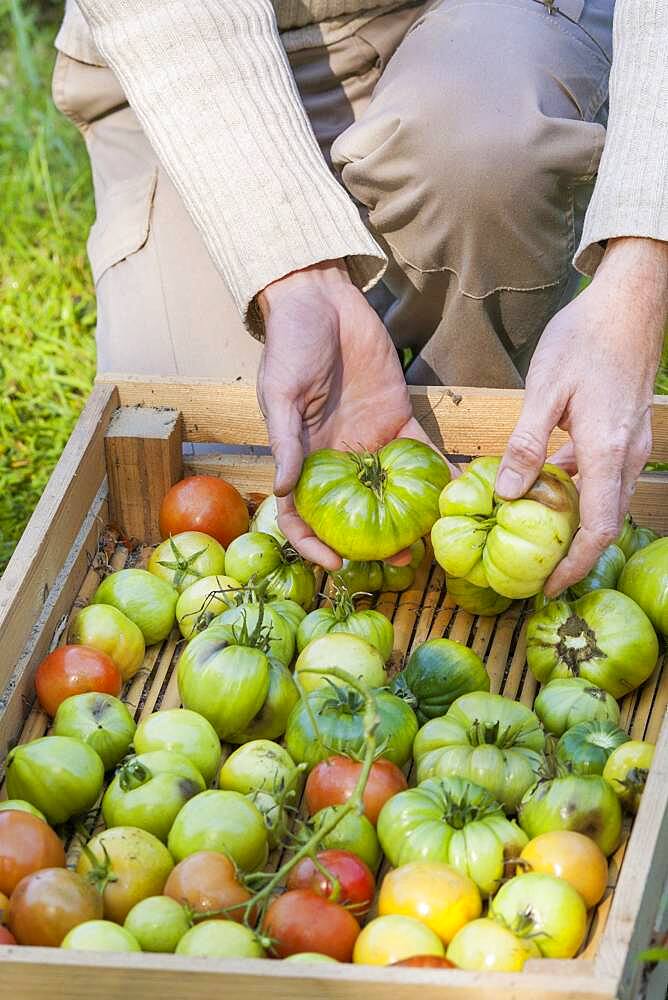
xmin=496 ymin=237 xmax=668 ymax=597
xmin=256 ymin=259 xmax=453 ymax=569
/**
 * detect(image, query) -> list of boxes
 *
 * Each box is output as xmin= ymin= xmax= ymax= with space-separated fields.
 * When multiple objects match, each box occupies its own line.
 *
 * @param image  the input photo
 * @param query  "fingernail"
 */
xmin=495 ymin=467 xmax=525 ymax=499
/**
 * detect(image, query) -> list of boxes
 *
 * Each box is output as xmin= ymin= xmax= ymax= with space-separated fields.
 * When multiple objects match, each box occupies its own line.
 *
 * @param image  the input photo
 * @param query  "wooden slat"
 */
xmin=0 ymin=383 xmax=118 ymax=687
xmin=1 ymin=949 xmax=618 ymax=1000
xmin=629 ymin=474 xmax=668 ymax=533
xmin=97 ymin=377 xmax=668 ymax=464
xmin=185 ymin=452 xmax=274 ymax=495
xmin=595 ymin=717 xmax=668 ymax=999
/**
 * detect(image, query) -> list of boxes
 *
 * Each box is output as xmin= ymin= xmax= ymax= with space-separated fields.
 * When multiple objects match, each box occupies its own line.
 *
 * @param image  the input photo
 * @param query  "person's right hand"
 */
xmin=256 ymin=259 xmax=452 ymax=570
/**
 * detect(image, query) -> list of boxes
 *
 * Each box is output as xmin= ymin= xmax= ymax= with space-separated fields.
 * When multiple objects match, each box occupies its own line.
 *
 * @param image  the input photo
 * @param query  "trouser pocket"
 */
xmin=52 ymin=50 xmax=127 ymax=133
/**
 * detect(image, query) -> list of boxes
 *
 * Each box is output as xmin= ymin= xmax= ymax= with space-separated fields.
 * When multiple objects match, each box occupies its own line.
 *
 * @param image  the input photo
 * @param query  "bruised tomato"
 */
xmin=305 ymin=756 xmax=407 ymax=825
xmin=35 ymin=645 xmax=122 ymax=717
xmin=163 ymin=851 xmax=253 ymax=923
xmin=159 ymin=476 xmax=249 ymax=548
xmin=286 ymin=850 xmax=375 ymax=918
xmin=263 ymin=889 xmax=360 ymax=961
xmin=0 ymin=810 xmax=66 ymax=896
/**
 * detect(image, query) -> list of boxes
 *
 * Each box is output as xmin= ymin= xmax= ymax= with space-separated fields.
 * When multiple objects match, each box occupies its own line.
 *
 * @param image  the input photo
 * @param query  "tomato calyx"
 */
xmin=437 ymin=784 xmax=502 ymax=829
xmin=78 ymin=838 xmax=119 ymax=896
xmin=118 ymin=758 xmax=153 ymax=792
xmin=617 ymin=767 xmax=649 ymax=796
xmin=494 ymin=907 xmax=544 ymax=942
xmin=350 ymin=449 xmax=388 ymax=501
xmin=555 ymin=614 xmax=605 ymax=671
xmin=467 ymin=717 xmax=539 ymax=750
xmin=228 ymin=603 xmax=273 ymax=653
xmin=156 ymin=536 xmax=210 ymax=589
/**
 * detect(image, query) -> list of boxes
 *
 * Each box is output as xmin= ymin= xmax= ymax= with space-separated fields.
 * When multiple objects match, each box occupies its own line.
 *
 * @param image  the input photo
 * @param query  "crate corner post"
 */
xmin=104 ymin=405 xmax=184 ymax=545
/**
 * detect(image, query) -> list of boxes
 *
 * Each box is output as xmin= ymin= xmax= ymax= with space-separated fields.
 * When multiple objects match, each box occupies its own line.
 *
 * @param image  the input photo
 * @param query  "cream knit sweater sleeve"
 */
xmin=76 ymin=0 xmax=387 ymax=334
xmin=575 ymin=0 xmax=668 ymax=274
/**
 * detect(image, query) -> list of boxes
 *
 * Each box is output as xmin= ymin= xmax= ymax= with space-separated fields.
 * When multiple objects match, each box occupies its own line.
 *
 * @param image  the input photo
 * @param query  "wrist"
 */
xmin=596 ymin=237 xmax=668 ymax=313
xmin=257 ymin=259 xmax=353 ymax=318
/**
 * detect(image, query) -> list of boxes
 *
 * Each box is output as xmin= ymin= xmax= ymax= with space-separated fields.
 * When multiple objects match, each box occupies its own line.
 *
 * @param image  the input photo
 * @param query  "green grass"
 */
xmin=0 ymin=0 xmax=666 ymax=574
xmin=0 ymin=0 xmax=96 ymax=573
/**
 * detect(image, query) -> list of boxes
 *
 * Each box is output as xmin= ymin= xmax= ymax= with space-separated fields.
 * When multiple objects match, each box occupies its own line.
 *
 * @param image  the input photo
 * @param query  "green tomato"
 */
xmin=447 ymin=917 xmax=540 ymax=971
xmin=489 ymin=873 xmax=587 ymax=959
xmin=335 ymin=539 xmax=427 ymax=595
xmin=615 ymin=513 xmax=658 ymax=559
xmin=68 ymin=603 xmax=145 ymax=680
xmin=602 ymin=740 xmax=655 ymax=814
xmin=227 ymin=657 xmax=299 ymax=743
xmin=431 ymin=458 xmax=579 ymax=599
xmin=52 ymin=692 xmax=136 ymax=770
xmin=148 ymin=531 xmax=226 ymax=594
xmin=309 ymin=805 xmax=381 ymax=870
xmin=6 ymin=735 xmax=104 ymax=825
xmin=176 ymin=919 xmax=265 ymax=958
xmin=167 ymin=790 xmax=268 ymax=870
xmin=285 ymin=686 xmax=417 ymax=769
xmin=618 ymin=537 xmax=668 ymax=636
xmin=250 ymin=494 xmax=287 ymax=545
xmin=517 ymin=772 xmax=622 ymax=855
xmin=285 ymin=953 xmax=338 ymax=963
xmin=0 ymin=799 xmax=47 ymax=822
xmin=294 ymin=632 xmax=387 ymax=693
xmin=124 ymin=896 xmax=191 ymax=953
xmin=224 ymin=532 xmax=316 ymax=609
xmin=133 ymin=708 xmax=221 ymax=785
xmin=391 ymin=638 xmax=490 ymax=723
xmin=414 ymin=692 xmax=545 ymax=813
xmin=177 ymin=623 xmax=271 ymax=740
xmin=533 ymin=678 xmax=620 ymax=737
xmin=176 ymin=574 xmax=242 ymax=639
xmin=267 ymin=598 xmax=307 ymax=632
xmin=294 ymin=440 xmax=450 ymax=561
xmin=445 ymin=575 xmax=512 ymax=616
xmin=61 ymin=920 xmax=141 ymax=953
xmin=556 ymin=720 xmax=629 ymax=776
xmin=297 ymin=586 xmax=394 ymax=661
xmin=567 ymin=543 xmax=626 ymax=599
xmin=213 ymin=602 xmax=295 ymax=667
xmin=102 ymin=751 xmax=205 ymax=841
xmin=377 ymin=777 xmax=527 ymax=897
xmin=92 ymin=569 xmax=178 ymax=646
xmin=218 ymin=740 xmax=302 ymax=800
xmin=526 ymin=589 xmax=659 ymax=699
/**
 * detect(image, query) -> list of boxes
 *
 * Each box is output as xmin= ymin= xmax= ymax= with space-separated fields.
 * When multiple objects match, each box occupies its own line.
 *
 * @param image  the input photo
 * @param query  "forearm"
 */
xmin=575 ymin=0 xmax=668 ymax=275
xmin=76 ymin=0 xmax=386 ymax=332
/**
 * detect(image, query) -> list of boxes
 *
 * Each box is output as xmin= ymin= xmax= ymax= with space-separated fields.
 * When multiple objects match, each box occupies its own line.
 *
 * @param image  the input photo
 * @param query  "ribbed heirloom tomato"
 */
xmin=159 ymin=476 xmax=249 ymax=548
xmin=34 ymin=644 xmax=122 ymax=716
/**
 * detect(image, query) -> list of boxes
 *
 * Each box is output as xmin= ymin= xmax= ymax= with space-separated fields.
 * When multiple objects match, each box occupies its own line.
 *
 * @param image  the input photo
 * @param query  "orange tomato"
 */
xmin=159 ymin=476 xmax=249 ymax=548
xmin=520 ymin=830 xmax=608 ymax=909
xmin=378 ymin=861 xmax=481 ymax=944
xmin=353 ymin=915 xmax=445 ymax=966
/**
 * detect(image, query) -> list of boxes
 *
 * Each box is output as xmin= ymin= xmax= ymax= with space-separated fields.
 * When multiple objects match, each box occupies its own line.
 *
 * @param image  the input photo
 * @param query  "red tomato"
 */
xmin=0 ymin=927 xmax=16 ymax=946
xmin=35 ymin=645 xmax=122 ymax=716
xmin=8 ymin=868 xmax=103 ymax=947
xmin=159 ymin=476 xmax=249 ymax=548
xmin=305 ymin=756 xmax=408 ymax=825
xmin=263 ymin=889 xmax=360 ymax=961
xmin=286 ymin=850 xmax=375 ymax=919
xmin=392 ymin=956 xmax=456 ymax=968
xmin=0 ymin=811 xmax=66 ymax=897
xmin=164 ymin=851 xmax=253 ymax=923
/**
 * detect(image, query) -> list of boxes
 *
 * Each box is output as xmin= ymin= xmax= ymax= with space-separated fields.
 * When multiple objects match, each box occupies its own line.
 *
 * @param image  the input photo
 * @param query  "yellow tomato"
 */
xmin=520 ymin=831 xmax=608 ymax=909
xmin=378 ymin=861 xmax=481 ymax=944
xmin=447 ymin=918 xmax=540 ymax=971
xmin=353 ymin=915 xmax=445 ymax=966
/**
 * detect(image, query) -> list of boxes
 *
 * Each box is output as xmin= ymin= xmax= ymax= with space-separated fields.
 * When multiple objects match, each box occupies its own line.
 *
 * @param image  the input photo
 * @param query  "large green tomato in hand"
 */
xmin=431 ymin=457 xmax=579 ymax=599
xmin=294 ymin=440 xmax=450 ymax=561
xmin=92 ymin=569 xmax=178 ymax=645
xmin=377 ymin=777 xmax=527 ymax=897
xmin=414 ymin=692 xmax=545 ymax=813
xmin=617 ymin=537 xmax=668 ymax=636
xmin=526 ymin=589 xmax=658 ymax=698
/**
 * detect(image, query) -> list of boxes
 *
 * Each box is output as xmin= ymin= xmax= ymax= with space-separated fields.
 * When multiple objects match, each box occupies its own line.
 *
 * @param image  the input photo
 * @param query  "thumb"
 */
xmin=263 ymin=397 xmax=304 ymax=497
xmin=496 ymin=386 xmax=563 ymax=499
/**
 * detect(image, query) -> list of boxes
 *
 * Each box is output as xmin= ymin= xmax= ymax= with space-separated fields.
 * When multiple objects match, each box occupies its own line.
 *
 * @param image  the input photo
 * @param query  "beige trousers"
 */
xmin=53 ymin=0 xmax=614 ymax=387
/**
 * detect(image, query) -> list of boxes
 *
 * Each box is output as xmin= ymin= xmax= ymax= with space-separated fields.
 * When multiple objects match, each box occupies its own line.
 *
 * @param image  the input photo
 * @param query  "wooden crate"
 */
xmin=0 ymin=377 xmax=667 ymax=1000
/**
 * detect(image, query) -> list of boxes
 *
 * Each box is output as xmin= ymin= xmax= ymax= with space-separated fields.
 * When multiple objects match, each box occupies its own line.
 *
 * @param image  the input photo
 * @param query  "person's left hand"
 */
xmin=495 ymin=237 xmax=668 ymax=597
